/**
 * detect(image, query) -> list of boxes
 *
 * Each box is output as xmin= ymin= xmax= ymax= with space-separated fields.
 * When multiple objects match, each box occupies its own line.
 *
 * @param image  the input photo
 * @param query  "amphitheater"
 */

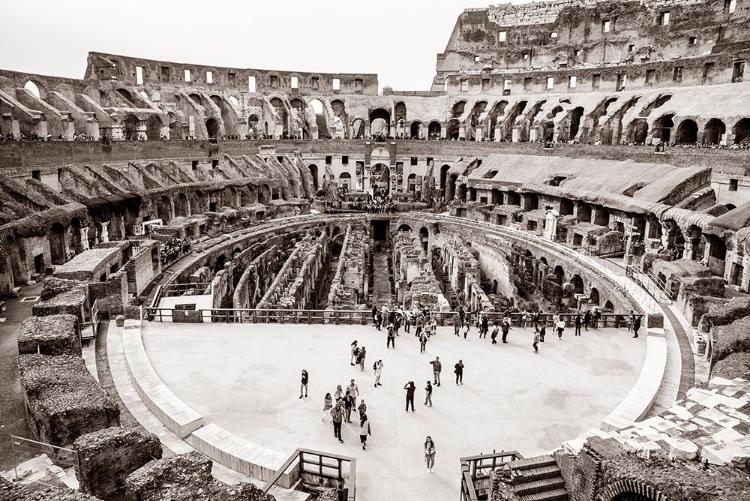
xmin=2 ymin=0 xmax=750 ymax=500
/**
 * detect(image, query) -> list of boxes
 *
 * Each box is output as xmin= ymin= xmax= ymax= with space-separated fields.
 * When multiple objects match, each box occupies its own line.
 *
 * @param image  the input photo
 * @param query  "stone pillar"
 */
xmin=441 ymin=125 xmax=447 ymax=139
xmin=544 ymin=210 xmax=558 ymax=241
xmin=81 ymin=228 xmax=90 ymax=251
xmin=494 ymin=125 xmax=502 ymax=142
xmin=365 ymin=121 xmax=371 ymax=138
xmin=475 ymin=126 xmax=483 ymax=141
xmin=390 ymin=123 xmax=396 ymax=138
xmin=459 ymin=125 xmax=466 ymax=140
xmin=160 ymin=124 xmax=169 ymax=140
xmin=61 ymin=121 xmax=75 ymax=141
xmin=683 ymin=230 xmax=695 ymax=260
xmin=87 ymin=121 xmax=100 ymax=141
xmin=512 ymin=125 xmax=521 ymax=142
xmin=529 ymin=127 xmax=538 ymax=142
xmin=188 ymin=115 xmax=196 ymax=137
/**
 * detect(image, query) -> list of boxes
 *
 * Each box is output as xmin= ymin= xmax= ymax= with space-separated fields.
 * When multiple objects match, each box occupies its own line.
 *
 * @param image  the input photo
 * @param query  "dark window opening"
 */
xmin=733 ymin=61 xmax=745 ymax=83
xmin=703 ymin=62 xmax=715 ymax=81
xmin=645 ymin=69 xmax=655 ymax=85
xmin=592 ymin=74 xmax=601 ymax=90
xmin=524 ymin=77 xmax=533 ymax=90
xmin=729 ymin=179 xmax=739 ymax=191
xmin=270 ymin=75 xmax=278 ymax=88
xmin=212 ymin=159 xmax=219 ymax=169
xmin=325 ymin=156 xmax=332 ymax=164
xmin=228 ymin=72 xmax=236 ymax=85
xmin=312 ymin=77 xmax=320 ymax=90
xmin=673 ymin=66 xmax=683 ymax=82
xmin=427 ymin=157 xmax=433 ymax=165
xmin=31 ymin=170 xmax=41 ymax=181
xmin=411 ymin=157 xmax=418 ymax=166
xmin=161 ymin=66 xmax=170 ymax=81
xmin=342 ymin=156 xmax=349 ymax=165
xmin=209 ymin=202 xmax=217 ymax=212
xmin=192 ymin=160 xmax=198 ymax=171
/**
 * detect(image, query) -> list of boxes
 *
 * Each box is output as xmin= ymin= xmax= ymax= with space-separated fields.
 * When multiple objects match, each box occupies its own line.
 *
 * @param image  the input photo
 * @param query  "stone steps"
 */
xmin=510 ymin=455 xmax=568 ymax=501
xmin=518 ymin=488 xmax=568 ymax=501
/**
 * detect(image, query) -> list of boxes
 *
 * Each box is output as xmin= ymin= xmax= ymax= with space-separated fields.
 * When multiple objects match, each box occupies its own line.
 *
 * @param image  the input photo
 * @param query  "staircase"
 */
xmin=509 ymin=455 xmax=568 ymax=501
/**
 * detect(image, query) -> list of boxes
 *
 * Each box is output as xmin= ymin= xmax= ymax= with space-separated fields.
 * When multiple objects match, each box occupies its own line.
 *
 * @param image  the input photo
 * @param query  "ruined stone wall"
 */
xmin=436 ymin=236 xmax=495 ymax=312
xmin=74 ymin=427 xmax=162 ymax=500
xmin=233 ymin=245 xmax=279 ymax=309
xmin=17 ymin=314 xmax=81 ymax=356
xmin=327 ymin=223 xmax=369 ymax=309
xmin=392 ymin=231 xmax=449 ymax=310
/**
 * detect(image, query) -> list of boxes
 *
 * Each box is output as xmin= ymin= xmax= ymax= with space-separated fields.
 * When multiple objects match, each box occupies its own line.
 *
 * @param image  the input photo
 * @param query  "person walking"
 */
xmin=628 ymin=309 xmax=635 ymax=332
xmin=430 ymin=357 xmax=442 ymax=386
xmin=350 ymin=340 xmax=359 ymax=366
xmin=347 ymin=379 xmax=359 ymax=399
xmin=387 ymin=323 xmax=396 ymax=349
xmin=491 ymin=322 xmax=499 ymax=345
xmin=556 ymin=317 xmax=565 ymax=340
xmin=374 ymin=360 xmax=383 ymax=387
xmin=334 ymin=384 xmax=344 ymax=402
xmin=419 ymin=330 xmax=428 ymax=353
xmin=533 ymin=330 xmax=540 ymax=353
xmin=343 ymin=390 xmax=354 ymax=423
xmin=533 ymin=310 xmax=541 ymax=332
xmin=593 ymin=308 xmax=601 ymax=329
xmin=375 ymin=310 xmax=382 ymax=331
xmin=299 ymin=370 xmax=308 ymax=399
xmin=404 ymin=381 xmax=416 ymax=412
xmin=501 ymin=317 xmax=511 ymax=343
xmin=359 ymin=413 xmax=371 ymax=450
xmin=424 ymin=381 xmax=433 ymax=407
xmin=481 ymin=313 xmax=489 ymax=338
xmin=539 ymin=322 xmax=546 ymax=343
xmin=574 ymin=313 xmax=582 ymax=336
xmin=453 ymin=313 xmax=460 ymax=336
xmin=632 ymin=316 xmax=641 ymax=338
xmin=357 ymin=346 xmax=367 ymax=372
xmin=584 ymin=309 xmax=592 ymax=331
xmin=358 ymin=399 xmax=367 ymax=416
xmin=424 ymin=436 xmax=436 ymax=473
xmin=331 ymin=400 xmax=344 ymax=443
xmin=371 ymin=305 xmax=378 ymax=328
xmin=454 ymin=359 xmax=464 ymax=385
xmin=462 ymin=322 xmax=470 ymax=339
xmin=322 ymin=393 xmax=333 ymax=422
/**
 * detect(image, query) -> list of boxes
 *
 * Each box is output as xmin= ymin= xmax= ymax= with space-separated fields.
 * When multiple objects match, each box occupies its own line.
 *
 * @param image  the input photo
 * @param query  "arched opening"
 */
xmin=733 ymin=118 xmax=750 ymax=144
xmin=703 ymin=119 xmax=726 ymax=145
xmin=542 ymin=121 xmax=555 ymax=142
xmin=440 ymin=165 xmax=450 ymax=191
xmin=169 ymin=120 xmax=183 ymax=140
xmin=117 ymin=88 xmax=135 ymax=105
xmin=394 ymin=102 xmax=406 ymax=122
xmin=410 ymin=121 xmax=422 ymax=139
xmin=419 ymin=227 xmax=429 ymax=252
xmin=447 ymin=174 xmax=458 ymax=201
xmin=725 ymin=204 xmax=736 ymax=211
xmin=408 ymin=173 xmax=418 ymax=193
xmin=351 ymin=118 xmax=366 ymax=139
xmin=270 ymin=98 xmax=288 ymax=137
xmin=676 ymin=119 xmax=698 ymax=144
xmin=205 ymin=118 xmax=219 ymax=139
xmin=123 ymin=114 xmax=139 ymax=140
xmin=369 ymin=108 xmax=391 ymax=137
xmin=446 ymin=119 xmax=460 ymax=140
xmin=612 ymin=492 xmax=656 ymax=501
xmin=553 ymin=265 xmax=565 ymax=285
xmin=222 ymin=186 xmax=237 ymax=208
xmin=189 ymin=93 xmax=202 ymax=105
xmin=308 ymin=164 xmax=319 ymax=191
xmin=174 ymin=193 xmax=189 ymax=218
xmin=338 ymin=172 xmax=352 ymax=192
xmin=50 ymin=223 xmax=66 ymax=265
xmin=604 ymin=300 xmax=614 ymax=312
xmin=309 ymin=99 xmax=327 ymax=138
xmin=24 ymin=80 xmax=42 ymax=99
xmin=248 ymin=114 xmax=260 ymax=137
xmin=487 ymin=101 xmax=508 ymax=140
xmin=506 ymin=191 xmax=520 ymax=206
xmin=191 ymin=190 xmax=205 ymax=214
xmin=571 ymin=275 xmax=584 ymax=295
xmin=240 ymin=187 xmax=253 ymax=206
xmin=627 ymin=119 xmax=649 ymax=144
xmin=147 ymin=116 xmax=162 ymax=140
xmin=397 ymin=224 xmax=412 ymax=232
xmin=214 ymin=254 xmax=227 ymax=274
xmin=258 ymin=185 xmax=270 ymax=204
xmin=569 ymin=107 xmax=584 ymax=140
xmin=491 ymin=189 xmax=502 ymax=205
xmin=589 ymin=287 xmax=600 ymax=305
xmin=157 ymin=195 xmax=172 ymax=223
xmin=654 ymin=114 xmax=675 ymax=143
xmin=428 ymin=121 xmax=442 ymax=139
xmin=331 ymin=100 xmax=347 ymax=138
xmin=560 ymin=198 xmax=574 ymax=216
xmin=370 ymin=163 xmax=391 ymax=195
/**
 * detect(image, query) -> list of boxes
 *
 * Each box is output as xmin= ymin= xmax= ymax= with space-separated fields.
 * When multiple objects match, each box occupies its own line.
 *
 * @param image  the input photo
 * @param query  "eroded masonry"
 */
xmin=2 ymin=0 xmax=750 ymax=500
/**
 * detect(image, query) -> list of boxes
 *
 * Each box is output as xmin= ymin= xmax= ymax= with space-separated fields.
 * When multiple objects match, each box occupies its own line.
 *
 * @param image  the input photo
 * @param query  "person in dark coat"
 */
xmin=454 ymin=360 xmax=464 ymax=385
xmin=632 ymin=316 xmax=642 ymax=338
xmin=404 ymin=381 xmax=416 ymax=412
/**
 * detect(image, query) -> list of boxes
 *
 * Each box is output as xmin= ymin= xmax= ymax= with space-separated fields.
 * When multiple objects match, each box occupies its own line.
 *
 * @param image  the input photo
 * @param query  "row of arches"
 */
xmin=651 ymin=116 xmax=750 ymax=145
xmin=154 ymin=185 xmax=272 ymax=224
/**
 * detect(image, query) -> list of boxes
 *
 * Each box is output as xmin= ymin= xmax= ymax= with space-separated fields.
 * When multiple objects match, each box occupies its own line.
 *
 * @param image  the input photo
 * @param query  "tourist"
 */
xmin=415 ymin=315 xmax=424 ymax=338
xmin=419 ymin=330 xmax=428 ymax=353
xmin=557 ymin=317 xmax=565 ymax=339
xmin=453 ymin=313 xmax=460 ymax=336
xmin=334 ymin=384 xmax=344 ymax=402
xmin=628 ymin=310 xmax=635 ymax=331
xmin=404 ymin=310 xmax=411 ymax=333
xmin=430 ymin=318 xmax=437 ymax=336
xmin=404 ymin=381 xmax=416 ymax=412
xmin=300 ymin=369 xmax=308 ymax=399
xmin=424 ymin=436 xmax=436 ymax=473
xmin=424 ymin=381 xmax=433 ymax=407
xmin=458 ymin=305 xmax=465 ymax=326
xmin=480 ymin=313 xmax=489 ymax=338
xmin=347 ymin=379 xmax=359 ymax=398
xmin=371 ymin=305 xmax=378 ymax=327
xmin=593 ymin=308 xmax=601 ymax=329
xmin=501 ymin=317 xmax=511 ymax=343
xmin=584 ymin=309 xmax=592 ymax=331
xmin=520 ymin=310 xmax=528 ymax=328
xmin=381 ymin=304 xmax=389 ymax=328
xmin=374 ymin=360 xmax=383 ymax=387
xmin=462 ymin=322 xmax=470 ymax=339
xmin=539 ymin=321 xmax=546 ymax=343
xmin=358 ymin=399 xmax=367 ymax=416
xmin=343 ymin=390 xmax=354 ymax=423
xmin=359 ymin=413 xmax=371 ymax=450
xmin=454 ymin=359 xmax=464 ymax=385
xmin=387 ymin=323 xmax=396 ymax=349
xmin=490 ymin=321 xmax=499 ymax=344
xmin=350 ymin=340 xmax=359 ymax=366
xmin=331 ymin=400 xmax=344 ymax=443
xmin=375 ymin=310 xmax=382 ymax=330
xmin=322 ymin=393 xmax=333 ymax=422
xmin=430 ymin=357 xmax=442 ymax=386
xmin=533 ymin=330 xmax=540 ymax=353
xmin=357 ymin=346 xmax=367 ymax=372
xmin=633 ymin=316 xmax=641 ymax=338
xmin=574 ymin=313 xmax=582 ymax=336
xmin=533 ymin=310 xmax=541 ymax=332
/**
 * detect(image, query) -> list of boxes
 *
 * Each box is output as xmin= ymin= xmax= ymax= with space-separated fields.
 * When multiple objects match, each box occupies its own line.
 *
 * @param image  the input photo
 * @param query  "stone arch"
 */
xmin=222 ymin=186 xmax=237 ymax=208
xmin=339 ymin=172 xmax=352 ymax=191
xmin=239 ymin=186 xmax=253 ymax=206
xmin=703 ymin=118 xmax=726 ymax=145
xmin=604 ymin=300 xmax=615 ymax=312
xmin=447 ymin=119 xmax=461 ymax=140
xmin=123 ymin=114 xmax=139 ymax=140
xmin=157 ymin=195 xmax=172 ymax=223
xmin=675 ymin=119 xmax=698 ymax=144
xmin=147 ymin=115 xmax=162 ymax=140
xmin=568 ymin=106 xmax=584 ymax=140
xmin=258 ymin=184 xmax=271 ymax=204
xmin=626 ymin=119 xmax=649 ymax=144
xmin=553 ymin=265 xmax=565 ymax=285
xmin=653 ymin=114 xmax=675 ymax=143
xmin=174 ymin=193 xmax=189 ymax=218
xmin=351 ymin=118 xmax=366 ymax=139
xmin=191 ymin=190 xmax=205 ymax=214
xmin=487 ymin=101 xmax=508 ymax=140
xmin=205 ymin=117 xmax=219 ymax=139
xmin=394 ymin=102 xmax=406 ymax=122
xmin=397 ymin=224 xmax=412 ymax=232
xmin=599 ymin=479 xmax=666 ymax=501
xmin=440 ymin=165 xmax=451 ymax=191
xmin=370 ymin=108 xmax=390 ymax=137
xmin=589 ymin=287 xmax=600 ymax=305
xmin=169 ymin=118 xmax=183 ymax=140
xmin=732 ymin=118 xmax=750 ymax=144
xmin=24 ymin=80 xmax=44 ymax=99
xmin=428 ymin=121 xmax=442 ymax=139
xmin=410 ymin=121 xmax=422 ymax=139
xmin=214 ymin=253 xmax=228 ymax=274
xmin=308 ymin=164 xmax=319 ymax=191
xmin=446 ymin=174 xmax=458 ymax=201
xmin=571 ymin=274 xmax=584 ymax=295
xmin=117 ymin=88 xmax=135 ymax=105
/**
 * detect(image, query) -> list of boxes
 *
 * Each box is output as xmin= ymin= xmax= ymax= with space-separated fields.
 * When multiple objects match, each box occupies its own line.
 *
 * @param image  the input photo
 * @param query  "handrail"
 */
xmin=460 ymin=450 xmax=524 ymax=501
xmin=263 ymin=447 xmax=356 ymax=501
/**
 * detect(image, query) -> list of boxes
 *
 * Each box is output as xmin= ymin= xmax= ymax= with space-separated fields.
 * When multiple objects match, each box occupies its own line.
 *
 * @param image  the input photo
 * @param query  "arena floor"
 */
xmin=141 ymin=322 xmax=647 ymax=501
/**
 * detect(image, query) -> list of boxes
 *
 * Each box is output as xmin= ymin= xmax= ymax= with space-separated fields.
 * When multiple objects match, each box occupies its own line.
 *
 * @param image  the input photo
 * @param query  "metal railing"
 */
xmin=143 ymin=307 xmax=638 ymax=328
xmin=625 ymin=265 xmax=674 ymax=302
xmin=9 ymin=435 xmax=79 ymax=489
xmin=460 ymin=450 xmax=524 ymax=501
xmin=159 ymin=282 xmax=212 ymax=297
xmin=262 ymin=447 xmax=356 ymax=501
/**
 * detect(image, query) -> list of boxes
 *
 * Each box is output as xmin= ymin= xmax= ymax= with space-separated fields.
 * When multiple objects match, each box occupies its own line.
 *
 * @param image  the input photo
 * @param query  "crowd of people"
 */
xmin=159 ymin=237 xmax=191 ymax=266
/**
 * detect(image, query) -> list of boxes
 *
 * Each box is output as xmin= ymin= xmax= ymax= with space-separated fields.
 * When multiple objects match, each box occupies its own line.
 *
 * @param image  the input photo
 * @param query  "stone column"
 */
xmin=100 ymin=222 xmax=110 ymax=243
xmin=512 ymin=125 xmax=521 ymax=142
xmin=459 ymin=125 xmax=466 ymax=140
xmin=494 ymin=125 xmax=502 ymax=142
xmin=441 ymin=125 xmax=447 ymax=139
xmin=81 ymin=228 xmax=90 ymax=251
xmin=475 ymin=126 xmax=483 ymax=141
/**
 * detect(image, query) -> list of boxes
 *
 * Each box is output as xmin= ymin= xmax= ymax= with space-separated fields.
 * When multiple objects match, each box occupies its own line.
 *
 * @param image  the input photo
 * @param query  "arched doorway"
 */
xmin=123 ymin=114 xmax=139 ymax=140
xmin=24 ymin=80 xmax=42 ymax=99
xmin=703 ymin=119 xmax=726 ymax=145
xmin=410 ymin=121 xmax=422 ymax=139
xmin=654 ymin=114 xmax=675 ymax=143
xmin=397 ymin=224 xmax=412 ymax=232
xmin=147 ymin=116 xmax=162 ymax=140
xmin=428 ymin=121 xmax=442 ymax=139
xmin=440 ymin=165 xmax=450 ymax=193
xmin=369 ymin=109 xmax=391 ymax=137
xmin=589 ymin=288 xmax=600 ymax=305
xmin=169 ymin=120 xmax=183 ymax=140
xmin=371 ymin=163 xmax=391 ymax=196
xmin=419 ymin=227 xmax=429 ymax=251
xmin=175 ymin=193 xmax=189 ymax=218
xmin=339 ymin=172 xmax=352 ymax=192
xmin=308 ymin=164 xmax=319 ymax=191
xmin=568 ymin=107 xmax=584 ymax=140
xmin=157 ymin=195 xmax=172 ymax=223
xmin=571 ymin=275 xmax=584 ymax=295
xmin=676 ymin=119 xmax=698 ymax=144
xmin=351 ymin=118 xmax=365 ymax=139
xmin=205 ymin=118 xmax=219 ymax=139
xmin=50 ymin=223 xmax=66 ymax=265
xmin=733 ymin=118 xmax=750 ymax=144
